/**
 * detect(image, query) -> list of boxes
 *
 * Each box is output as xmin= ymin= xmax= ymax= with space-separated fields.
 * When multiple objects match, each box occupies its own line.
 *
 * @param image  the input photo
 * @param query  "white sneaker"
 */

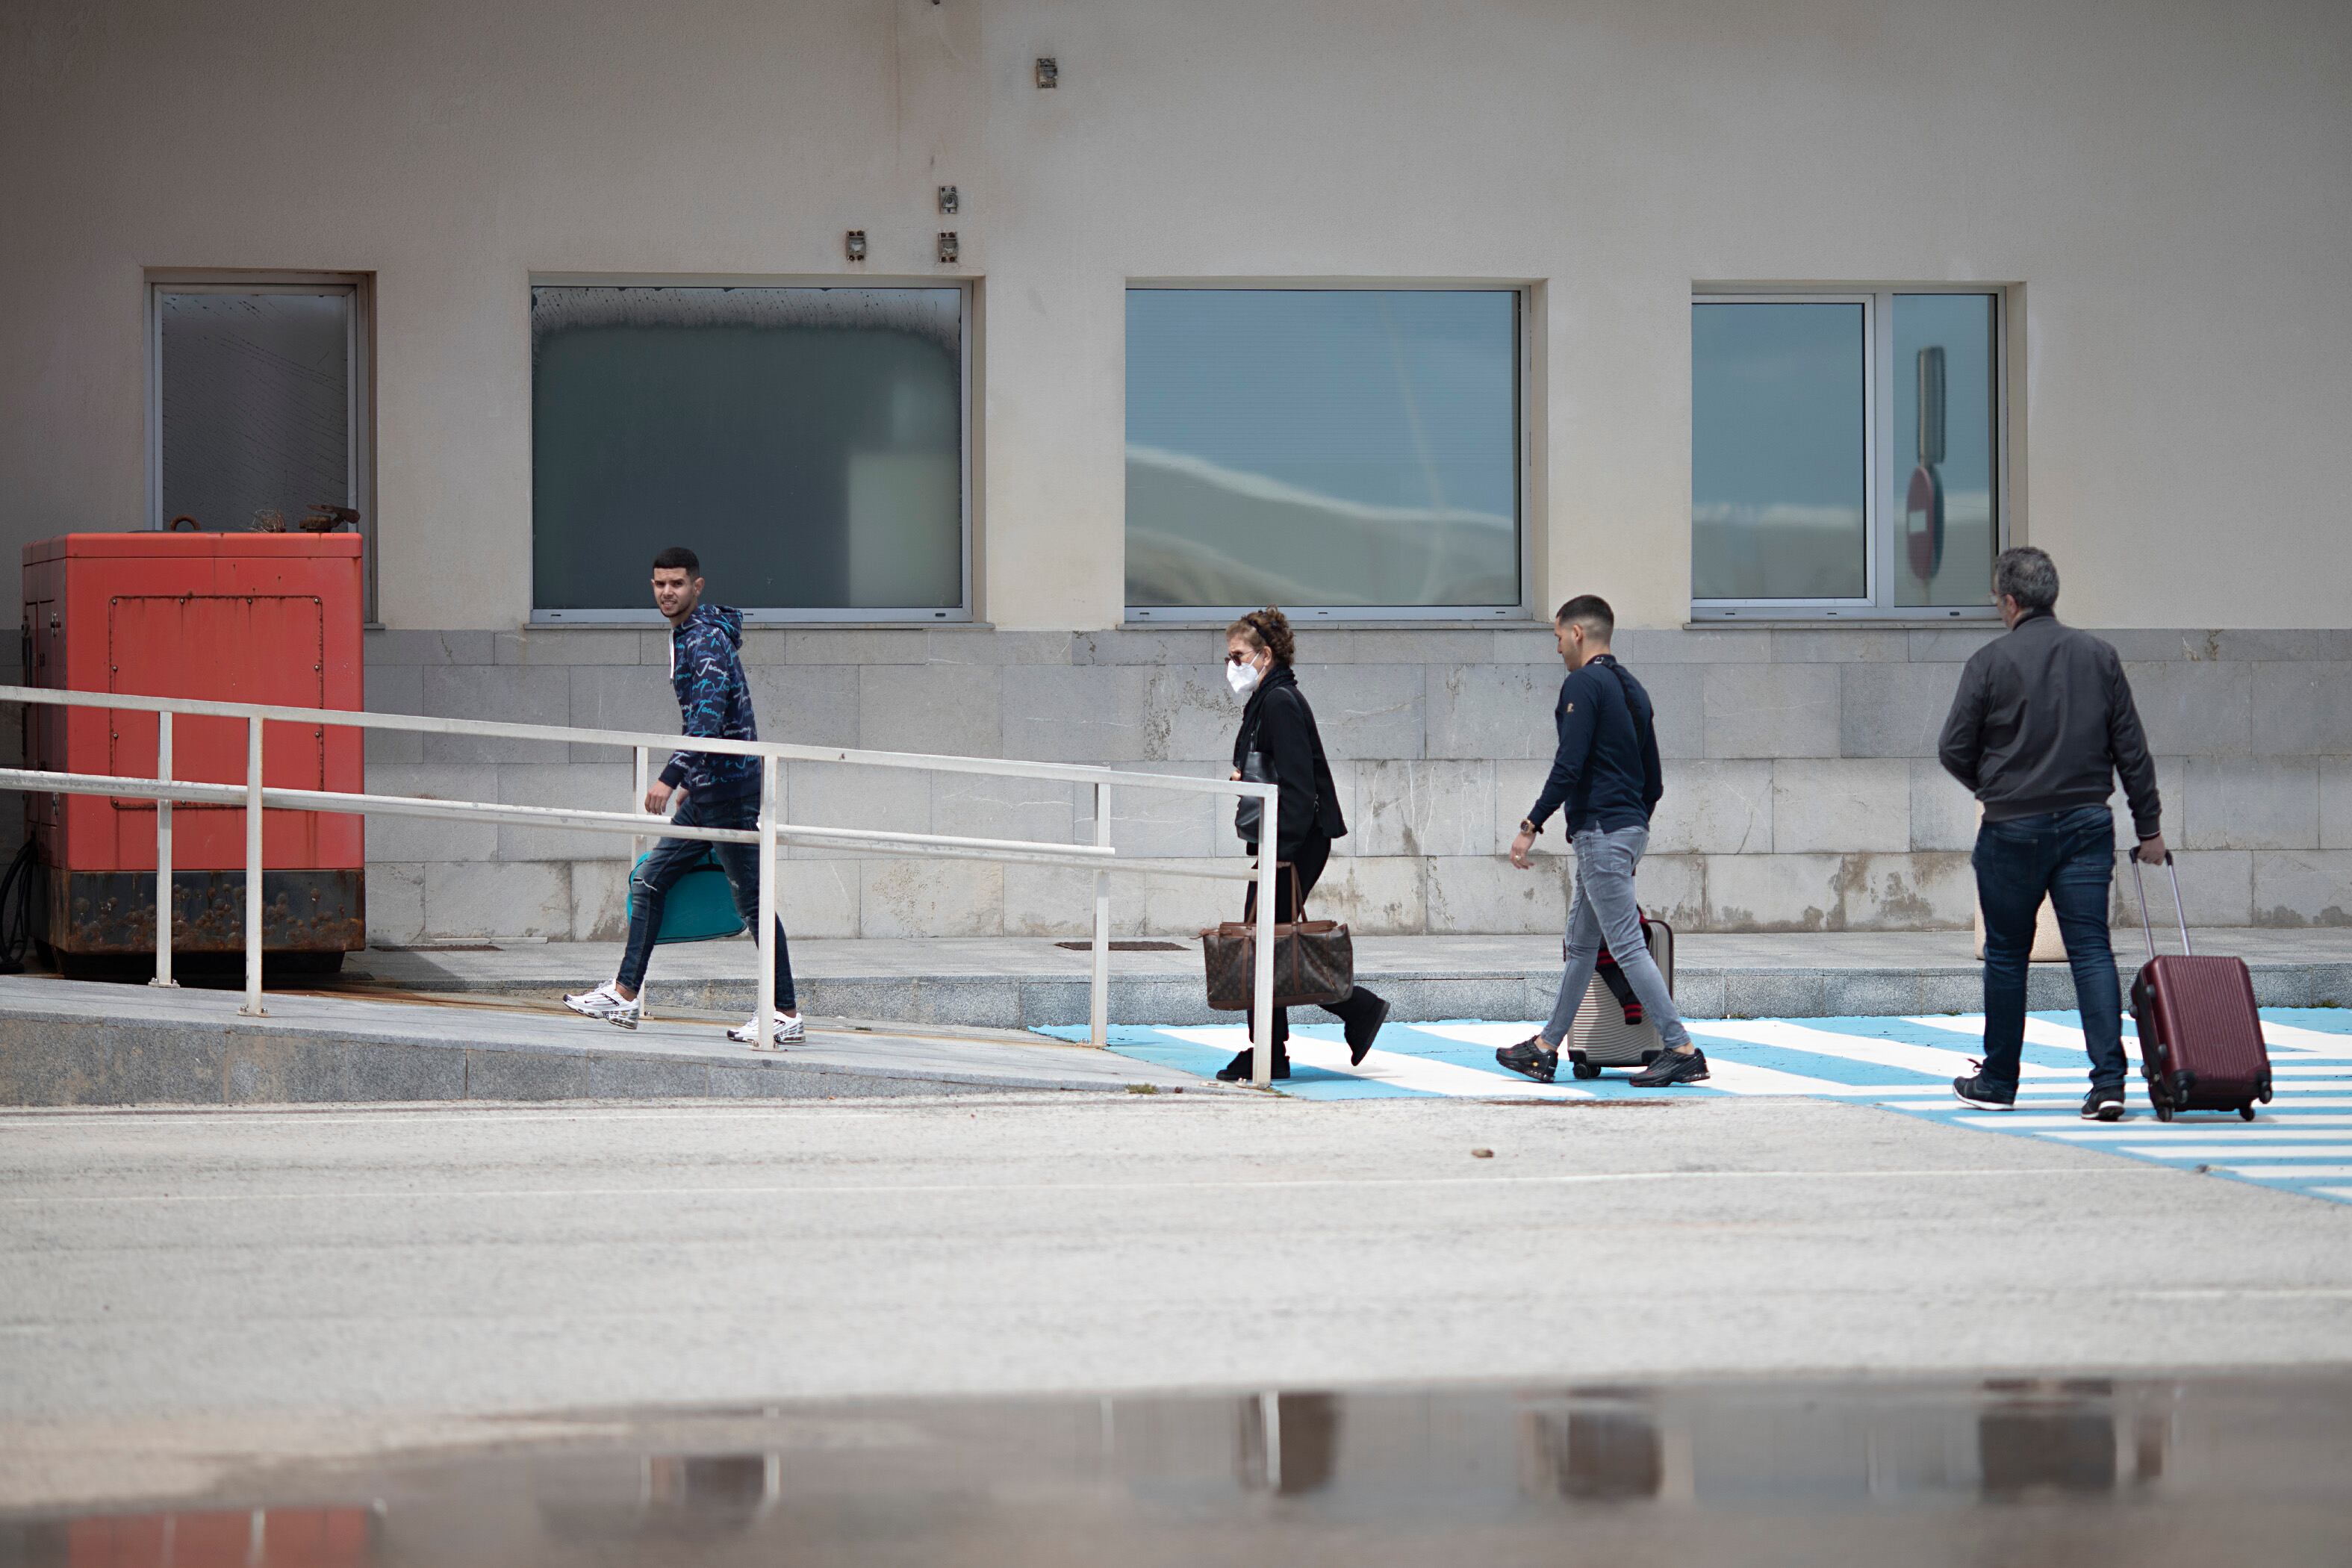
xmin=563 ymin=981 xmax=642 ymax=1030
xmin=730 ymin=1012 xmax=805 ymax=1048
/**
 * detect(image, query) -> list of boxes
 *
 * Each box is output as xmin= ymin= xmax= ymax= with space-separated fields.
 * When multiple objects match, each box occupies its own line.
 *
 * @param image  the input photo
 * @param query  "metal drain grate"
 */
xmin=1054 ymin=939 xmax=1189 ymax=952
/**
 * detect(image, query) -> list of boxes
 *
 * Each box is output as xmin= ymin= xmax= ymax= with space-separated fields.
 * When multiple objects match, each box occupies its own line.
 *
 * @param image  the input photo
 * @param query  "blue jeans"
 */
xmin=1542 ymin=824 xmax=1689 ymax=1051
xmin=617 ymin=791 xmax=796 ymax=1007
xmin=1973 ymin=805 xmax=2124 ymax=1092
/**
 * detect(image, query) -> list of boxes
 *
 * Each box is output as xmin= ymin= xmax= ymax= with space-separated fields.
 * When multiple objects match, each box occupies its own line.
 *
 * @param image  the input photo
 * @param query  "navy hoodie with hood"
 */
xmin=659 ymin=603 xmax=762 ymax=803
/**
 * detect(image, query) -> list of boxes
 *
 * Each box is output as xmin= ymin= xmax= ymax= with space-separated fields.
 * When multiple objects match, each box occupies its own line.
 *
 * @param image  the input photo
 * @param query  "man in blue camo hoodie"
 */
xmin=564 ymin=546 xmax=801 ymax=1045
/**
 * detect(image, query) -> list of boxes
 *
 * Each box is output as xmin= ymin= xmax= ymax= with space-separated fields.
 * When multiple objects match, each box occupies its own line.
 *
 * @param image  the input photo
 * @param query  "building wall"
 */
xmin=360 ymin=623 xmax=2352 ymax=942
xmin=6 ymin=0 xmax=2351 ymax=935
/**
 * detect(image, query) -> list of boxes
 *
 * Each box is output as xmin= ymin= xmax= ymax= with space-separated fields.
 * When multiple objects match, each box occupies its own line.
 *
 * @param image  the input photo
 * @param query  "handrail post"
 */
xmin=1251 ymin=789 xmax=1277 ymax=1088
xmin=149 ymin=712 xmax=176 ymax=988
xmin=753 ymin=753 xmax=780 ymax=1048
xmin=631 ymin=746 xmax=650 ymax=863
xmin=239 ymin=715 xmax=264 ymax=1016
xmin=1089 ymin=781 xmax=1111 ymax=1049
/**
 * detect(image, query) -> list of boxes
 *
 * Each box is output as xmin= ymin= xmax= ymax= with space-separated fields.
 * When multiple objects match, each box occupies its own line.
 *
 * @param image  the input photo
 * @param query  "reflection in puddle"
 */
xmin=1526 ymin=1392 xmax=1665 ymax=1502
xmin=536 ymin=1453 xmax=778 ymax=1545
xmin=6 ymin=1375 xmax=2349 ymax=1566
xmin=13 ymin=1508 xmax=378 ymax=1567
xmin=1236 ymin=1391 xmax=1341 ymax=1496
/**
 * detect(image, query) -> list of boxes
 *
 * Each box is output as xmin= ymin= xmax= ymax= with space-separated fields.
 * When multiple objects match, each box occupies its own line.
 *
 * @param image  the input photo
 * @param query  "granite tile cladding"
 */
xmin=359 ymin=626 xmax=2352 ymax=939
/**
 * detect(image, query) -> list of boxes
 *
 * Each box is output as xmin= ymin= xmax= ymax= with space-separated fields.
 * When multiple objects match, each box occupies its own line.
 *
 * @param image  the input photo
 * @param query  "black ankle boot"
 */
xmin=1216 ymin=1048 xmax=1290 ymax=1082
xmin=1343 ymin=993 xmax=1391 ymax=1065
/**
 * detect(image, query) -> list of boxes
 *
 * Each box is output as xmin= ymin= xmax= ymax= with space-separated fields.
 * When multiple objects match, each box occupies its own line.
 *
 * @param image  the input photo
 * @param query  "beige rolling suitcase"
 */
xmin=1566 ymin=916 xmax=1674 ymax=1078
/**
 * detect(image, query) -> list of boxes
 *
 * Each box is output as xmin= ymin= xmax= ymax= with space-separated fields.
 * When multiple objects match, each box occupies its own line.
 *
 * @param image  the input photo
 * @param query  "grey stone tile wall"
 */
xmin=357 ymin=626 xmax=2352 ymax=942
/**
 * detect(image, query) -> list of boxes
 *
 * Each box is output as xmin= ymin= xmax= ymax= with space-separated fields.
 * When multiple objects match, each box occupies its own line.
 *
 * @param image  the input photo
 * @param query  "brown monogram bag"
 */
xmin=1200 ymin=864 xmax=1354 ymax=1010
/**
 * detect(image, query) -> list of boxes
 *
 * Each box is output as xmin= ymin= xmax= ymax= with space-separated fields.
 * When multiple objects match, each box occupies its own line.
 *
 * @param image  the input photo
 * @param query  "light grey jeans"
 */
xmin=1541 ymin=824 xmax=1690 ymax=1051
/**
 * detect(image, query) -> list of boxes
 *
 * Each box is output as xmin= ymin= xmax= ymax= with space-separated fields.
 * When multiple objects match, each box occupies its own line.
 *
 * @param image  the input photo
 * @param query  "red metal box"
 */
xmin=22 ymin=532 xmax=365 ymax=961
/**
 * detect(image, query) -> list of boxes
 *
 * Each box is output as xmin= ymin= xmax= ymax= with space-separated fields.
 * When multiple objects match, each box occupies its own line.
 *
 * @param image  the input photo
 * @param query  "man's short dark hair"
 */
xmin=1994 ymin=547 xmax=2059 ymax=613
xmin=1555 ymin=594 xmax=1614 ymax=639
xmin=650 ymin=546 xmax=700 ymax=576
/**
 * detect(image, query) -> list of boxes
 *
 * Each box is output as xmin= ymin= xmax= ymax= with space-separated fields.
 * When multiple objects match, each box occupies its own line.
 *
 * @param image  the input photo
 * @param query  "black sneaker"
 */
xmin=1216 ymin=1049 xmax=1289 ymax=1083
xmin=1345 ymin=994 xmax=1392 ymax=1066
xmin=1628 ymin=1046 xmax=1709 ymax=1087
xmin=1495 ymin=1036 xmax=1558 ymax=1084
xmin=2081 ymin=1088 xmax=2126 ymax=1121
xmin=1953 ymin=1063 xmax=2017 ymax=1110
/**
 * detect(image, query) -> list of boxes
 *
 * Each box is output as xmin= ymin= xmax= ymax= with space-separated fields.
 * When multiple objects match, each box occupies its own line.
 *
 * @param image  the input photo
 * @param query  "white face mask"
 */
xmin=1226 ymin=659 xmax=1261 ymax=699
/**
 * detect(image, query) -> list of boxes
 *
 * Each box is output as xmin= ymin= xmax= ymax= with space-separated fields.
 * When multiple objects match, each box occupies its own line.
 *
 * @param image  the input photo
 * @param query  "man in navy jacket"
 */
xmin=565 ymin=547 xmax=801 ymax=1047
xmin=1496 ymin=595 xmax=1703 ymax=1087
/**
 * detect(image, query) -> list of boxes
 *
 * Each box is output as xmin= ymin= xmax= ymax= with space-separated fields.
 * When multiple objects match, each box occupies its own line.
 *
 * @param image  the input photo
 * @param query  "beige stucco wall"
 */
xmin=4 ymin=0 xmax=2350 ymax=632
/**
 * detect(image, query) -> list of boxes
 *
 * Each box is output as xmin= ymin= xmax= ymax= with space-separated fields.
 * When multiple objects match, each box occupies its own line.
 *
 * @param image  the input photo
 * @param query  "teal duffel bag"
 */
xmin=628 ymin=850 xmax=749 ymax=945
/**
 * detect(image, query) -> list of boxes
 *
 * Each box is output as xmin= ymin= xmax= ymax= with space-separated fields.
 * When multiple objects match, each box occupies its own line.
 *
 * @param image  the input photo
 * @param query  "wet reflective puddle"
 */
xmin=7 ymin=1374 xmax=2351 ymax=1566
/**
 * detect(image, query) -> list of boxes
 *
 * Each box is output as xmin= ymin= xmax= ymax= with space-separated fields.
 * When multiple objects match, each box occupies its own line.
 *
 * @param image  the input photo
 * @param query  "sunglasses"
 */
xmin=1226 ymin=650 xmax=1257 ymax=665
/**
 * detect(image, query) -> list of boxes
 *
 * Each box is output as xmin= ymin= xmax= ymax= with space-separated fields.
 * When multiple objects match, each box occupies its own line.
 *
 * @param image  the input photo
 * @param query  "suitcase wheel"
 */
xmin=2240 ymin=1103 xmax=2258 ymax=1121
xmin=2154 ymin=1101 xmax=2175 ymax=1123
xmin=1571 ymin=1060 xmax=1602 ymax=1080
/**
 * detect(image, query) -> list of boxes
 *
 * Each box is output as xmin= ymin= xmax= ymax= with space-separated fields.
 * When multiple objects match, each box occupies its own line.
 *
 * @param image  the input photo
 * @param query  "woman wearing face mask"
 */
xmin=1219 ymin=606 xmax=1390 ymax=1082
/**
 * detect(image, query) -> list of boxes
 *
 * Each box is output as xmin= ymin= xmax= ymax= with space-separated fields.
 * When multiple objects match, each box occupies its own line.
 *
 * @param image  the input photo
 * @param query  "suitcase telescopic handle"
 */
xmin=2128 ymin=850 xmax=2191 ymax=962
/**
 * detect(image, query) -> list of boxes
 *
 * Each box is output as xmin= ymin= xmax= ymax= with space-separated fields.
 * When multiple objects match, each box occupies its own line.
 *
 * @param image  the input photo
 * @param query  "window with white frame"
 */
xmin=531 ymin=284 xmax=969 ymax=623
xmin=1124 ymin=287 xmax=1524 ymax=620
xmin=1691 ymin=290 xmax=2005 ymax=619
xmin=150 ymin=279 xmax=374 ymax=610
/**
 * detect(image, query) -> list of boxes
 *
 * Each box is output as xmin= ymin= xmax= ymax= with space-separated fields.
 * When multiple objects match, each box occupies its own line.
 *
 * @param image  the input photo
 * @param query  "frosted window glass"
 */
xmin=1125 ymin=290 xmax=1520 ymax=609
xmin=532 ymin=287 xmax=963 ymax=613
xmin=158 ymin=291 xmax=351 ymax=533
xmin=1691 ymin=302 xmax=1868 ymax=601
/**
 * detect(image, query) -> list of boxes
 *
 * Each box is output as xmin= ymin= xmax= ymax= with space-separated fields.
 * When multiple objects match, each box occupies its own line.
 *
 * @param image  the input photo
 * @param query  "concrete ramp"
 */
xmin=0 ymin=977 xmax=1215 ymax=1106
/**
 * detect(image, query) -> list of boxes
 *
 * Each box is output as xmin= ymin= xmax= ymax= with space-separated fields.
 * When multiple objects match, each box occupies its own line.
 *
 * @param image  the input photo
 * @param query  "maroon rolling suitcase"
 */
xmin=2127 ymin=855 xmax=2272 ymax=1122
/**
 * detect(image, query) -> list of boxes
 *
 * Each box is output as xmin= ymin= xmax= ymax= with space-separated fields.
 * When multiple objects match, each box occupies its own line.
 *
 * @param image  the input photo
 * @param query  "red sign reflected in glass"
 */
xmin=1905 ymin=461 xmax=1944 ymax=580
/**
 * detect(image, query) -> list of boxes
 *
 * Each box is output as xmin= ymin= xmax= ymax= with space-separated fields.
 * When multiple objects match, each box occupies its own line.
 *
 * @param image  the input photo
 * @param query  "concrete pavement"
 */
xmin=349 ymin=927 xmax=2352 ymax=1028
xmin=9 ymin=927 xmax=2344 ymax=1108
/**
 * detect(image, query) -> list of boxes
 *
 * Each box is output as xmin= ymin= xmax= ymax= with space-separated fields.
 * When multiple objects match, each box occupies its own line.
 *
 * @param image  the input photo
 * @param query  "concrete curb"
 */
xmin=0 ymin=1015 xmax=1078 ymax=1106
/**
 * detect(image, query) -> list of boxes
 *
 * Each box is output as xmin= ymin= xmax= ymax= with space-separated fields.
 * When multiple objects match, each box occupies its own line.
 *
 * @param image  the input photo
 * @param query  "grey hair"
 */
xmin=1994 ymin=547 xmax=2059 ymax=614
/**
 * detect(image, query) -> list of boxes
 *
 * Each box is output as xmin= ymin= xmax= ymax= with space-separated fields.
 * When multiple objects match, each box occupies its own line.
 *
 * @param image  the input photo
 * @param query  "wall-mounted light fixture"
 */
xmin=937 ymin=231 xmax=959 ymax=265
xmin=844 ymin=230 xmax=867 ymax=262
xmin=937 ymin=185 xmax=959 ymax=215
xmin=1035 ymin=56 xmax=1057 ymax=88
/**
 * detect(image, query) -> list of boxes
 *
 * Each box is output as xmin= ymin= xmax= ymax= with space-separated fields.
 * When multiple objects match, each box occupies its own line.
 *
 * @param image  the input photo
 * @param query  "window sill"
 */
xmin=527 ymin=614 xmax=983 ymax=629
xmin=1682 ymin=617 xmax=2000 ymax=630
xmin=1121 ymin=617 xmax=1536 ymax=631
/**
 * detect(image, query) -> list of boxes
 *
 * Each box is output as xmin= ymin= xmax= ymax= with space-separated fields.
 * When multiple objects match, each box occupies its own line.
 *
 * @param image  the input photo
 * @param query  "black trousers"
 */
xmin=1240 ymin=833 xmax=1384 ymax=1054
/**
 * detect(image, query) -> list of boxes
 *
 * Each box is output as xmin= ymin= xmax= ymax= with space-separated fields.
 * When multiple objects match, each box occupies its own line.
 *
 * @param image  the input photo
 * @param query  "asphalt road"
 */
xmin=8 ymin=1092 xmax=2351 ymax=1430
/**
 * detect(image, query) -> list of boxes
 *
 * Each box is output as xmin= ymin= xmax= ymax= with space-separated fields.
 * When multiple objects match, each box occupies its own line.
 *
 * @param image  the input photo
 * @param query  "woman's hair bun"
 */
xmin=1227 ymin=606 xmax=1296 ymax=666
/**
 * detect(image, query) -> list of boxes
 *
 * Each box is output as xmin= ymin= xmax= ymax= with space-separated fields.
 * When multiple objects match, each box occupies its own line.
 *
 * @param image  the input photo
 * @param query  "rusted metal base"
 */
xmin=42 ymin=868 xmax=365 ymax=956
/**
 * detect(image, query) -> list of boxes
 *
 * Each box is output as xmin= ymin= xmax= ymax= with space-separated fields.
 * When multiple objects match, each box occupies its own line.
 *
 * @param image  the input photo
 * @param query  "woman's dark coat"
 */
xmin=1232 ymin=664 xmax=1348 ymax=860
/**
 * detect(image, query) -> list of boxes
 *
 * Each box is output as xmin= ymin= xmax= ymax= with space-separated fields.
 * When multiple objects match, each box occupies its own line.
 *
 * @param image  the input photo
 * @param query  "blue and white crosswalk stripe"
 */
xmin=1038 ymin=1006 xmax=2352 ymax=1206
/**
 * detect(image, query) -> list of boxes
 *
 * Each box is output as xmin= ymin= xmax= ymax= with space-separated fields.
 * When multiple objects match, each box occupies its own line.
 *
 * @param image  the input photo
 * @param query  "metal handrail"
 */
xmin=0 ymin=682 xmax=1254 ymax=796
xmin=0 ymin=683 xmax=1286 ymax=1083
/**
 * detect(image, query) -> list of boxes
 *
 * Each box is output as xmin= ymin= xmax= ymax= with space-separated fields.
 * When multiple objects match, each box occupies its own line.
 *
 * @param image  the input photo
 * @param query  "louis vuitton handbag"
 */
xmin=1200 ymin=864 xmax=1354 ymax=1010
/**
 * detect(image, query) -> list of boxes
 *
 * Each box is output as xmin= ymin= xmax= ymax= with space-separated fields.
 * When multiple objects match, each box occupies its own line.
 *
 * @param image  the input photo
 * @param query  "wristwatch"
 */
xmin=1519 ymin=818 xmax=1540 ymax=836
